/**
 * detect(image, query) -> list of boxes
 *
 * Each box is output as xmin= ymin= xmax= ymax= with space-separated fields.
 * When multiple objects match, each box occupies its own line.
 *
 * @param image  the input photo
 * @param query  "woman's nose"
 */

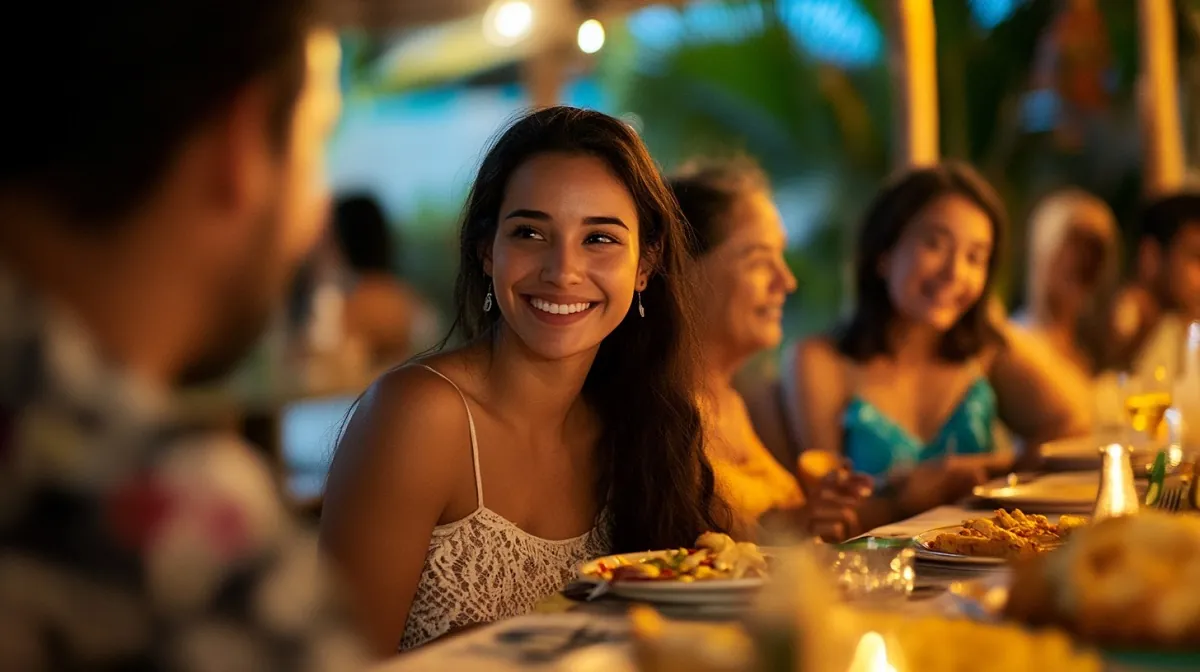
xmin=939 ymin=252 xmax=967 ymax=283
xmin=540 ymin=241 xmax=585 ymax=286
xmin=776 ymin=260 xmax=798 ymax=293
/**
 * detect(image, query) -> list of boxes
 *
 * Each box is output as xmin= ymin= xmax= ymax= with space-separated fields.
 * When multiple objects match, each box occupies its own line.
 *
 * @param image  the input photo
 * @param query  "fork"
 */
xmin=1154 ymin=481 xmax=1186 ymax=512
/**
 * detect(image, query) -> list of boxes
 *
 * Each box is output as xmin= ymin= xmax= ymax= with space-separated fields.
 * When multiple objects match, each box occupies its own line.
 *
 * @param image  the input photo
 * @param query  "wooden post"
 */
xmin=1138 ymin=0 xmax=1185 ymax=196
xmin=886 ymin=0 xmax=939 ymax=170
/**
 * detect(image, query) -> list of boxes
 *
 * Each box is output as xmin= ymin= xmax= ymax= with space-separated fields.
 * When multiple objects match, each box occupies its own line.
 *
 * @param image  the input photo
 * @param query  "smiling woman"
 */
xmin=319 ymin=107 xmax=729 ymax=656
xmin=786 ymin=162 xmax=1092 ymax=532
xmin=671 ymin=158 xmax=871 ymax=542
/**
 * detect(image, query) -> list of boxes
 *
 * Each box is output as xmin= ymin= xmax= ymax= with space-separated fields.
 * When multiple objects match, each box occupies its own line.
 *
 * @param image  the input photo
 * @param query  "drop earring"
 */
xmin=483 ymin=283 xmax=493 ymax=312
xmin=637 ymin=291 xmax=645 ymax=318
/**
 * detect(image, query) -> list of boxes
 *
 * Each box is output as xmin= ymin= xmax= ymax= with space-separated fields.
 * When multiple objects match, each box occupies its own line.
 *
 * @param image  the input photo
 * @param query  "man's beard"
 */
xmin=178 ymin=204 xmax=294 ymax=388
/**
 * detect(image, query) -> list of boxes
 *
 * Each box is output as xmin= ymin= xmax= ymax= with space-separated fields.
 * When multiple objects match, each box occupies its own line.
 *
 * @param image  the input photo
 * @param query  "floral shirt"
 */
xmin=0 ymin=270 xmax=368 ymax=670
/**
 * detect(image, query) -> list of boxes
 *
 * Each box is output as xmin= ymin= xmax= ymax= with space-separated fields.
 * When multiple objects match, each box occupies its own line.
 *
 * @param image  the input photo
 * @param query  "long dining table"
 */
xmin=373 ymin=503 xmax=1002 ymax=672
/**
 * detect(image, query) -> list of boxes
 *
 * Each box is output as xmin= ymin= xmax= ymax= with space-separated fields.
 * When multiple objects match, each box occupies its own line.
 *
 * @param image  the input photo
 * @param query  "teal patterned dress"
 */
xmin=842 ymin=377 xmax=997 ymax=481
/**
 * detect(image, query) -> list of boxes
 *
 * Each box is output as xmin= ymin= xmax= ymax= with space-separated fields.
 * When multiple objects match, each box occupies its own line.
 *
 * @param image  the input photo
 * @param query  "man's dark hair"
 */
xmin=3 ymin=1 xmax=324 ymax=230
xmin=1139 ymin=192 xmax=1200 ymax=248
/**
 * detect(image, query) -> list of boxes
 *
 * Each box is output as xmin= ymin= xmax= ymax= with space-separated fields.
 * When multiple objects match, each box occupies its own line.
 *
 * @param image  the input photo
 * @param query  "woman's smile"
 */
xmin=524 ymin=294 xmax=602 ymax=325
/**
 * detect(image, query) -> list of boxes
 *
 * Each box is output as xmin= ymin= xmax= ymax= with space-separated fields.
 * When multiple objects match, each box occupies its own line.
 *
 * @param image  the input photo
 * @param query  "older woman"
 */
xmin=671 ymin=159 xmax=871 ymax=542
xmin=1017 ymin=189 xmax=1119 ymax=378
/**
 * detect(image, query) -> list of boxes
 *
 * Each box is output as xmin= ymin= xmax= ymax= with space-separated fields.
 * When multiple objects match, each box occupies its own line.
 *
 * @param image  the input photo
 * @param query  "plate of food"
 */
xmin=577 ymin=532 xmax=767 ymax=604
xmin=912 ymin=509 xmax=1088 ymax=565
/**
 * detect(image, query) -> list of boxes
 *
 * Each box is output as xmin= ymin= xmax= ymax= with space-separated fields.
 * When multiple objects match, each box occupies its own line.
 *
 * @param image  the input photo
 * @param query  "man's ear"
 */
xmin=208 ymin=82 xmax=275 ymax=216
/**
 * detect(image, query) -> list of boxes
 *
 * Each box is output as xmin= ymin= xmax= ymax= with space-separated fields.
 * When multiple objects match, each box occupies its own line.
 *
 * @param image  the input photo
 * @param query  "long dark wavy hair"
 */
xmin=837 ymin=161 xmax=1006 ymax=363
xmin=445 ymin=106 xmax=729 ymax=552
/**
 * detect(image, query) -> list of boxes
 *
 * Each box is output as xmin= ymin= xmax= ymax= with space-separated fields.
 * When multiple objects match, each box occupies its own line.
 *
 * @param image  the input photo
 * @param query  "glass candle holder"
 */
xmin=820 ymin=543 xmax=916 ymax=606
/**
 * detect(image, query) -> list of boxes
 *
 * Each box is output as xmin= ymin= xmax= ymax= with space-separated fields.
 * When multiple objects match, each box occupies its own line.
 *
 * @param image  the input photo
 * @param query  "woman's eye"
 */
xmin=921 ymin=234 xmax=947 ymax=251
xmin=511 ymin=225 xmax=545 ymax=241
xmin=585 ymin=232 xmax=619 ymax=245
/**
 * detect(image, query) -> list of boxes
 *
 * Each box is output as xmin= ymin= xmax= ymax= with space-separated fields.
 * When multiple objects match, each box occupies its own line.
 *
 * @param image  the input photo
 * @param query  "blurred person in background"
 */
xmin=1015 ymin=189 xmax=1123 ymax=427
xmin=787 ymin=163 xmax=1092 ymax=530
xmin=1016 ymin=189 xmax=1119 ymax=376
xmin=332 ymin=193 xmax=439 ymax=368
xmin=670 ymin=159 xmax=871 ymax=542
xmin=320 ymin=108 xmax=730 ymax=653
xmin=0 ymin=2 xmax=366 ymax=669
xmin=1109 ymin=193 xmax=1200 ymax=379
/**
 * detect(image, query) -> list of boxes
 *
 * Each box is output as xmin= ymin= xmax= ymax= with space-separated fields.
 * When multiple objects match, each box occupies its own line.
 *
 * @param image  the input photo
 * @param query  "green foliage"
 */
xmin=603 ymin=0 xmax=1200 ymax=341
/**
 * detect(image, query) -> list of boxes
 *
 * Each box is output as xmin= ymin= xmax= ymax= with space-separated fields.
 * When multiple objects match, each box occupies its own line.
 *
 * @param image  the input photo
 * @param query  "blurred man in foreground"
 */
xmin=0 ymin=2 xmax=366 ymax=669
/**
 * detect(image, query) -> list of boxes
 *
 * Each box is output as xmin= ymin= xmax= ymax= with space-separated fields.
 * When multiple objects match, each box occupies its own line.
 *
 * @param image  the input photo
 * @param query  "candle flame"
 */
xmin=849 ymin=631 xmax=897 ymax=672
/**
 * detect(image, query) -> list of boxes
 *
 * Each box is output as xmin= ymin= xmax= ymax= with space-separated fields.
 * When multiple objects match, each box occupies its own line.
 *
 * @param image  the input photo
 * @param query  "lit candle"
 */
xmin=848 ymin=631 xmax=898 ymax=672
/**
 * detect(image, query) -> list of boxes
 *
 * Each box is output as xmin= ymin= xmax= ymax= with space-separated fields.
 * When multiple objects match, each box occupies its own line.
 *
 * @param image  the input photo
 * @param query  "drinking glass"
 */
xmin=1120 ymin=366 xmax=1173 ymax=451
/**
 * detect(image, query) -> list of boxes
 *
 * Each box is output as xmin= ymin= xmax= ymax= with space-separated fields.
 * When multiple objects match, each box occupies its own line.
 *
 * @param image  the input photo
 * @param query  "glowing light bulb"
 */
xmin=484 ymin=1 xmax=533 ymax=46
xmin=577 ymin=19 xmax=606 ymax=54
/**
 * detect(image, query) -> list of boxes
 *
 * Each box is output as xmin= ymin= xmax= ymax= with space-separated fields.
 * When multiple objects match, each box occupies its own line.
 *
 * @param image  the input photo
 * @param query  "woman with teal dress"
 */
xmin=786 ymin=163 xmax=1092 ymax=529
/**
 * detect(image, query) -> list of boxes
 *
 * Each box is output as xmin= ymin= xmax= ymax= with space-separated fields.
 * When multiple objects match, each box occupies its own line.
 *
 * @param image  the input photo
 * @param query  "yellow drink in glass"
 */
xmin=1125 ymin=391 xmax=1172 ymax=435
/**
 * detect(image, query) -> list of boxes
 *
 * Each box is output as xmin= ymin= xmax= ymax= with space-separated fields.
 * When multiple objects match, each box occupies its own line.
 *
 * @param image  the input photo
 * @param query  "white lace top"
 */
xmin=399 ymin=366 xmax=610 ymax=651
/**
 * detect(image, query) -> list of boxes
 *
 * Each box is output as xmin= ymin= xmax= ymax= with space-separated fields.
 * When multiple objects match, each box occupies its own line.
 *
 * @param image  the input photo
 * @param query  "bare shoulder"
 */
xmin=792 ymin=335 xmax=844 ymax=381
xmin=782 ymin=336 xmax=850 ymax=453
xmin=326 ymin=358 xmax=476 ymax=496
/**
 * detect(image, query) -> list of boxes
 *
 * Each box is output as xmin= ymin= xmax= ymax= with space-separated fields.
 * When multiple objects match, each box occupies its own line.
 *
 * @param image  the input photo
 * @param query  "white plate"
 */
xmin=911 ymin=526 xmax=1010 ymax=566
xmin=971 ymin=471 xmax=1144 ymax=513
xmin=1040 ymin=435 xmax=1163 ymax=475
xmin=577 ymin=551 xmax=764 ymax=605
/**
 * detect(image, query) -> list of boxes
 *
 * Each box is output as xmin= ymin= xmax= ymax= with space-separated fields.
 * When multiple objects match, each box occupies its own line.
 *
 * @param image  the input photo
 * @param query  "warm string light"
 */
xmin=577 ymin=18 xmax=605 ymax=53
xmin=483 ymin=0 xmax=534 ymax=46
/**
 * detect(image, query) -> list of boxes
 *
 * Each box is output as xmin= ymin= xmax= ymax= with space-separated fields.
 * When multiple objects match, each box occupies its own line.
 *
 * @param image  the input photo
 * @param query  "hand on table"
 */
xmin=895 ymin=457 xmax=988 ymax=517
xmin=803 ymin=467 xmax=874 ymax=542
xmin=762 ymin=453 xmax=873 ymax=543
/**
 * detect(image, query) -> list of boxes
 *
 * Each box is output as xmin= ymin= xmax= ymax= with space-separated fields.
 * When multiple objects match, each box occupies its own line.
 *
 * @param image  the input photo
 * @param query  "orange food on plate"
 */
xmin=926 ymin=509 xmax=1088 ymax=560
xmin=584 ymin=532 xmax=767 ymax=583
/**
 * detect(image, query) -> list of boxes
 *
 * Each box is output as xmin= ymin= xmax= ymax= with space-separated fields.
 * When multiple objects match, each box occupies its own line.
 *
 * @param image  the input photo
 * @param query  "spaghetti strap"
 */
xmin=414 ymin=364 xmax=485 ymax=507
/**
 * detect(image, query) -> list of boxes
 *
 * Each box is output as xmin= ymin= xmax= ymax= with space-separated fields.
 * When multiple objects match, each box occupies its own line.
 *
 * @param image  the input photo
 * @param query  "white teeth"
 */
xmin=530 ymin=297 xmax=592 ymax=315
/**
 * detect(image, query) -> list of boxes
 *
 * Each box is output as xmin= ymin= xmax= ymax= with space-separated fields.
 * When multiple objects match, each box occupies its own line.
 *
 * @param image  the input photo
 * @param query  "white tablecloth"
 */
xmin=858 ymin=504 xmax=981 ymax=538
xmin=373 ymin=613 xmax=630 ymax=672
